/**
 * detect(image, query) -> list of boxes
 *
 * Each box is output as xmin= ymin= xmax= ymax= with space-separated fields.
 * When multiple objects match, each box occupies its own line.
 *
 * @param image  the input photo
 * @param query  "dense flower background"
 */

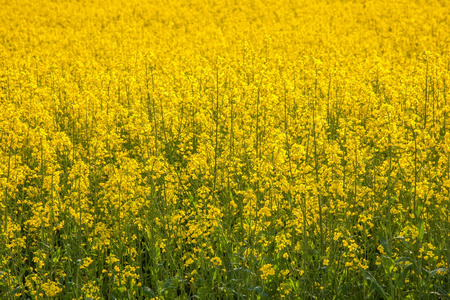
xmin=0 ymin=0 xmax=449 ymax=298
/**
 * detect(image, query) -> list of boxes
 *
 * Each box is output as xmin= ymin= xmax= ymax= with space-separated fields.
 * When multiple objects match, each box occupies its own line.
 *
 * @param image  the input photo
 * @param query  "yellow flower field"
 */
xmin=0 ymin=0 xmax=449 ymax=298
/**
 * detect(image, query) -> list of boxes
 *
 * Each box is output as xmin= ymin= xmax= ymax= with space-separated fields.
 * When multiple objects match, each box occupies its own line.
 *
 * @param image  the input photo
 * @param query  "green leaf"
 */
xmin=364 ymin=271 xmax=388 ymax=300
xmin=382 ymin=256 xmax=394 ymax=275
xmin=189 ymin=194 xmax=198 ymax=206
xmin=394 ymin=257 xmax=412 ymax=264
xmin=162 ymin=278 xmax=173 ymax=289
xmin=67 ymin=281 xmax=76 ymax=287
xmin=429 ymin=268 xmax=448 ymax=278
xmin=417 ymin=220 xmax=424 ymax=241
xmin=143 ymin=286 xmax=156 ymax=297
xmin=228 ymin=267 xmax=255 ymax=276
xmin=416 ymin=202 xmax=424 ymax=218
xmin=252 ymin=286 xmax=268 ymax=298
xmin=161 ymin=277 xmax=178 ymax=294
xmin=53 ymin=248 xmax=61 ymax=263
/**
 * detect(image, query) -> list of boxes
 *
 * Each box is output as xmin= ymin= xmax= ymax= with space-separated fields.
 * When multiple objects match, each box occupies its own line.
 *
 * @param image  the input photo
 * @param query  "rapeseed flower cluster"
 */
xmin=0 ymin=0 xmax=449 ymax=298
